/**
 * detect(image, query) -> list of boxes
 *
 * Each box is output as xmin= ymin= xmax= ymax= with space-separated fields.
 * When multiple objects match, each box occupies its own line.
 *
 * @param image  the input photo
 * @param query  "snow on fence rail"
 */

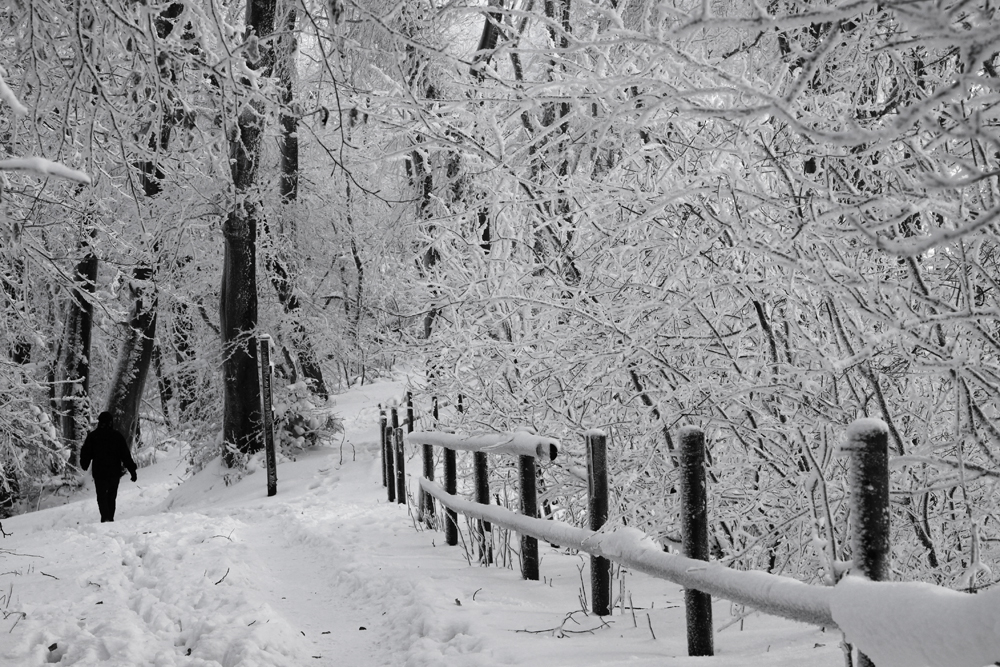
xmin=378 ymin=399 xmax=1000 ymax=667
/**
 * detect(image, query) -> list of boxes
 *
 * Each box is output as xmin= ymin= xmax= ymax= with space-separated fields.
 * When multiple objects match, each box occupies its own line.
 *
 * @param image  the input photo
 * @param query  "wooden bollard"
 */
xmin=474 ymin=451 xmax=492 ymax=563
xmin=678 ymin=426 xmax=713 ymax=657
xmin=417 ymin=396 xmax=435 ymax=524
xmin=421 ymin=442 xmax=435 ymax=522
xmin=257 ymin=335 xmax=277 ymax=497
xmin=434 ymin=397 xmax=458 ymax=546
xmin=460 ymin=395 xmax=492 ymax=563
xmin=379 ymin=406 xmax=387 ymax=488
xmin=586 ymin=430 xmax=611 ymax=616
xmin=444 ymin=447 xmax=457 ymax=545
xmin=394 ymin=426 xmax=406 ymax=505
xmin=842 ymin=418 xmax=890 ymax=667
xmin=518 ymin=454 xmax=539 ymax=581
xmin=386 ymin=409 xmax=398 ymax=503
xmin=407 ymin=392 xmax=414 ymax=433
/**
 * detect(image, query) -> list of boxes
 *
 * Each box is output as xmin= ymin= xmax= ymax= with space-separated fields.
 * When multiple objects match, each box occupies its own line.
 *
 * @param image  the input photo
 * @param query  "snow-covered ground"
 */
xmin=0 ymin=378 xmax=849 ymax=666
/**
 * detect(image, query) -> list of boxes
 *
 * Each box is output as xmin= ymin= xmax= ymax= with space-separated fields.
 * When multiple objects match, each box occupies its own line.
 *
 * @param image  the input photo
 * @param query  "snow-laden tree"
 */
xmin=357 ymin=0 xmax=1000 ymax=592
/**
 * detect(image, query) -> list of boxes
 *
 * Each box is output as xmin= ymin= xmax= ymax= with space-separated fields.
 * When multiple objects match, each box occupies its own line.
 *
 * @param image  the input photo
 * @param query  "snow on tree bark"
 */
xmin=221 ymin=203 xmax=262 ymax=465
xmin=105 ymin=267 xmax=157 ymax=448
xmin=56 ymin=248 xmax=97 ymax=466
xmin=265 ymin=0 xmax=329 ymax=401
xmin=219 ymin=0 xmax=277 ymax=465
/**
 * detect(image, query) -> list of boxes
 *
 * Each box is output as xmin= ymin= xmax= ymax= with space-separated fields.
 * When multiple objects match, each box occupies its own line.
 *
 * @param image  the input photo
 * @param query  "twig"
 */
xmin=646 ymin=613 xmax=656 ymax=640
xmin=214 ymin=568 xmax=230 ymax=585
xmin=515 ymin=610 xmax=611 ymax=637
xmin=40 ymin=572 xmax=58 ymax=580
xmin=4 ymin=610 xmax=25 ymax=633
xmin=0 ymin=523 xmax=9 ymax=538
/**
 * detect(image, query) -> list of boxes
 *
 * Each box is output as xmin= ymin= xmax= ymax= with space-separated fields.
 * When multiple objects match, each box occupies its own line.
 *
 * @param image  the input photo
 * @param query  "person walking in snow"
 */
xmin=80 ymin=412 xmax=138 ymax=523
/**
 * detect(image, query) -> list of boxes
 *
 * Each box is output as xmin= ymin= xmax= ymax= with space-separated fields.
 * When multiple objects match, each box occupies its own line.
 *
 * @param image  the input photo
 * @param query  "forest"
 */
xmin=1 ymin=0 xmax=999 ymax=596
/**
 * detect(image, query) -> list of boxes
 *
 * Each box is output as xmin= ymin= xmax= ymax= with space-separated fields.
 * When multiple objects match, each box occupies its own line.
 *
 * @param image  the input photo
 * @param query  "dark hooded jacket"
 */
xmin=80 ymin=414 xmax=137 ymax=480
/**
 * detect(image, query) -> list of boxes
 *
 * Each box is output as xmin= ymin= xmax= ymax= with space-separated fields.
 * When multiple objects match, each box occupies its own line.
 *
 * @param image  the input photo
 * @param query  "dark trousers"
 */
xmin=95 ymin=476 xmax=121 ymax=523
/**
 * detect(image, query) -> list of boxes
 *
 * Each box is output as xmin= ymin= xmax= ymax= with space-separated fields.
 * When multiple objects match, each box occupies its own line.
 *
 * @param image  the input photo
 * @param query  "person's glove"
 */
xmin=130 ymin=471 xmax=137 ymax=482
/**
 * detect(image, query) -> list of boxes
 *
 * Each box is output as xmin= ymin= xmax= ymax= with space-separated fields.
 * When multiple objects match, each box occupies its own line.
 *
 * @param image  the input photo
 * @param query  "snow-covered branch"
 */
xmin=0 ymin=157 xmax=92 ymax=185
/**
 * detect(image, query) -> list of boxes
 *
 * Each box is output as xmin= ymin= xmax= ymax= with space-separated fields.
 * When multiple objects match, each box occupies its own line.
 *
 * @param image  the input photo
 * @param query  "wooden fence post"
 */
xmin=435 ymin=397 xmax=458 ymax=546
xmin=474 ymin=451 xmax=492 ymax=563
xmin=459 ymin=395 xmax=492 ymax=563
xmin=586 ymin=430 xmax=611 ymax=616
xmin=844 ymin=418 xmax=890 ymax=667
xmin=678 ymin=426 xmax=714 ymax=657
xmin=518 ymin=454 xmax=540 ymax=581
xmin=407 ymin=392 xmax=414 ymax=432
xmin=257 ymin=335 xmax=277 ymax=497
xmin=419 ymin=395 xmax=435 ymax=524
xmin=395 ymin=426 xmax=406 ymax=505
xmin=379 ymin=405 xmax=387 ymax=488
xmin=386 ymin=408 xmax=398 ymax=502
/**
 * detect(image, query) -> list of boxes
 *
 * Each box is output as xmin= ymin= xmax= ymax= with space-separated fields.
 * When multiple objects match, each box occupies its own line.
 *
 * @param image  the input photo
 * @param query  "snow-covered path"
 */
xmin=0 ymin=379 xmax=844 ymax=666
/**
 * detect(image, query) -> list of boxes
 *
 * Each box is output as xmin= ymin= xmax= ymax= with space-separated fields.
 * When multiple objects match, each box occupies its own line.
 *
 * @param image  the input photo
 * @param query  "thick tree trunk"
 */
xmin=277 ymin=0 xmax=298 ymax=206
xmin=221 ymin=203 xmax=261 ymax=465
xmin=56 ymin=251 xmax=97 ymax=466
xmin=265 ymin=0 xmax=329 ymax=400
xmin=217 ymin=0 xmax=275 ymax=465
xmin=102 ymin=0 xmax=203 ymax=446
xmin=105 ymin=267 xmax=157 ymax=448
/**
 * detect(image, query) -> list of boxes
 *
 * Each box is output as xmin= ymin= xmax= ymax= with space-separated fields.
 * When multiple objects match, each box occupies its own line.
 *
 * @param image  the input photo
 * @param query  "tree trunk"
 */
xmin=105 ymin=267 xmax=157 ymax=448
xmin=266 ymin=257 xmax=329 ymax=400
xmin=218 ymin=0 xmax=275 ymax=466
xmin=221 ymin=203 xmax=261 ymax=465
xmin=264 ymin=0 xmax=329 ymax=400
xmin=171 ymin=300 xmax=198 ymax=417
xmin=151 ymin=341 xmax=173 ymax=429
xmin=56 ymin=250 xmax=97 ymax=466
xmin=2 ymin=256 xmax=31 ymax=365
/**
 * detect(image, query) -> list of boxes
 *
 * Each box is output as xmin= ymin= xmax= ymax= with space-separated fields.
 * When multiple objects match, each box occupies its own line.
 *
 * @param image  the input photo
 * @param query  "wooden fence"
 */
xmin=378 ymin=397 xmax=996 ymax=667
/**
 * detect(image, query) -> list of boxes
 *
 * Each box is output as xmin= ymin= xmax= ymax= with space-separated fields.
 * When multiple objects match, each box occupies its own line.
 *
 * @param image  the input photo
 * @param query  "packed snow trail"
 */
xmin=0 ymin=379 xmax=846 ymax=666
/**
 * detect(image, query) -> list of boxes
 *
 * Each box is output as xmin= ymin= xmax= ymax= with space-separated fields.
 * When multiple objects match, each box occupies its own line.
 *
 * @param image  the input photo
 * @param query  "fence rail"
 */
xmin=417 ymin=476 xmax=837 ymax=628
xmin=380 ymin=400 xmax=1000 ymax=666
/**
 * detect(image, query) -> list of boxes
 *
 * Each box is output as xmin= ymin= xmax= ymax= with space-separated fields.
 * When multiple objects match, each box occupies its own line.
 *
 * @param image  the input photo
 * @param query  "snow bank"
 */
xmin=830 ymin=575 xmax=1000 ymax=667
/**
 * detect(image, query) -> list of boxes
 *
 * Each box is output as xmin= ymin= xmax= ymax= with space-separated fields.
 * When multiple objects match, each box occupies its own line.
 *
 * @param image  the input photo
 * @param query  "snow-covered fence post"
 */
xmin=436 ymin=397 xmax=458 ymax=546
xmin=518 ymin=454 xmax=540 ymax=581
xmin=586 ymin=430 xmax=612 ymax=616
xmin=417 ymin=395 xmax=435 ymax=524
xmin=407 ymin=391 xmax=414 ymax=432
xmin=474 ymin=450 xmax=492 ymax=563
xmin=395 ymin=425 xmax=406 ymax=506
xmin=379 ymin=405 xmax=387 ymax=488
xmin=458 ymin=395 xmax=492 ymax=563
xmin=679 ymin=426 xmax=714 ymax=657
xmin=256 ymin=334 xmax=277 ymax=497
xmin=842 ymin=418 xmax=890 ymax=667
xmin=387 ymin=407 xmax=398 ymax=503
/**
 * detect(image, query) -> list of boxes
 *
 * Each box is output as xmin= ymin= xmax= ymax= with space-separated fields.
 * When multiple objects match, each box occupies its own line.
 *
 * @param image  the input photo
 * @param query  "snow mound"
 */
xmin=830 ymin=575 xmax=1000 ymax=667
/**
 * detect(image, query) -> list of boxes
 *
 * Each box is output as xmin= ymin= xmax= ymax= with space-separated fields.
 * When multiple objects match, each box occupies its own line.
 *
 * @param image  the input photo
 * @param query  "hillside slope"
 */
xmin=0 ymin=379 xmax=841 ymax=666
